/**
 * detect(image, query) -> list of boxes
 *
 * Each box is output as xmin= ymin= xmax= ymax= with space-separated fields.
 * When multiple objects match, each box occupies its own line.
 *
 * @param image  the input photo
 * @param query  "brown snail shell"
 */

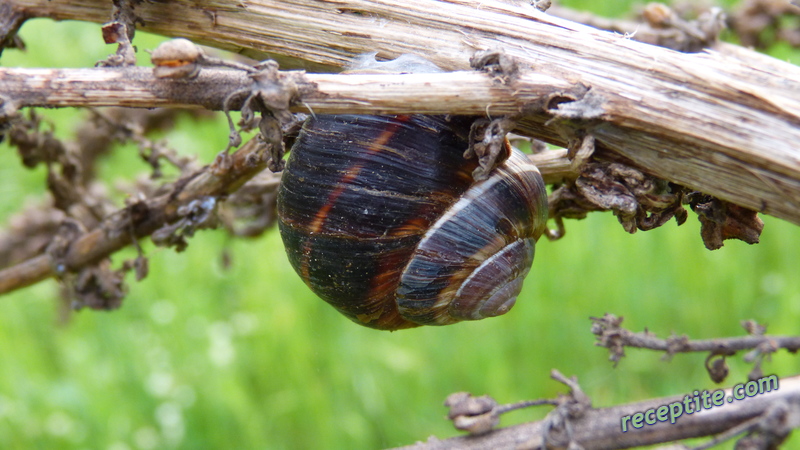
xmin=277 ymin=56 xmax=547 ymax=330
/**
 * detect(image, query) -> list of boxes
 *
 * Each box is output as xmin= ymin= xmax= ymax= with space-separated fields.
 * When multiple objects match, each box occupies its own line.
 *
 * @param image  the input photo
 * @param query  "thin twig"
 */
xmin=592 ymin=313 xmax=800 ymax=383
xmin=592 ymin=313 xmax=800 ymax=355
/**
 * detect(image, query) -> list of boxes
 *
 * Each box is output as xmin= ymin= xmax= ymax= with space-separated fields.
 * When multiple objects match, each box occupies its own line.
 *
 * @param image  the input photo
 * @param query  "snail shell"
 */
xmin=277 ymin=56 xmax=548 ymax=330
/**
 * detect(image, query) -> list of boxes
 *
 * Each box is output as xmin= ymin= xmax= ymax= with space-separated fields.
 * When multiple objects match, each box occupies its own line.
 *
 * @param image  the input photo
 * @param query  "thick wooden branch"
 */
xmin=395 ymin=374 xmax=800 ymax=450
xmin=6 ymin=0 xmax=800 ymax=227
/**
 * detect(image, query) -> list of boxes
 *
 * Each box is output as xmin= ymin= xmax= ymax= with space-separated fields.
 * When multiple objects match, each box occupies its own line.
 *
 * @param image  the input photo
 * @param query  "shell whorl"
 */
xmin=396 ymin=148 xmax=547 ymax=325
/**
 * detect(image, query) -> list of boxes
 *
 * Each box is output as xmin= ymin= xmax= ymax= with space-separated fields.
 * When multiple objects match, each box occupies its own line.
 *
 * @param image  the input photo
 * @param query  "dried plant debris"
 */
xmin=219 ymin=170 xmax=280 ymax=238
xmin=79 ymin=108 xmax=203 ymax=182
xmin=7 ymin=110 xmax=112 ymax=226
xmin=97 ymin=21 xmax=137 ymax=67
xmin=0 ymin=105 xmax=216 ymax=307
xmin=111 ymin=0 xmax=145 ymax=41
xmin=549 ymin=161 xmax=764 ymax=249
xmin=686 ymin=192 xmax=764 ymax=250
xmin=67 ymin=260 xmax=127 ymax=310
xmin=638 ymin=2 xmax=727 ymax=52
xmin=705 ymin=353 xmax=732 ymax=383
xmin=88 ymin=108 xmax=196 ymax=179
xmin=466 ymin=117 xmax=516 ymax=181
xmin=536 ymin=371 xmax=592 ymax=449
xmin=218 ymin=59 xmax=312 ymax=173
xmin=730 ymin=0 xmax=800 ymax=50
xmin=45 ymin=219 xmax=87 ymax=276
xmin=8 ymin=110 xmax=67 ymax=169
xmin=45 ymin=222 xmax=127 ymax=308
xmin=96 ymin=0 xmax=144 ymax=67
xmin=734 ymin=404 xmax=797 ymax=450
xmin=0 ymin=202 xmax=66 ymax=267
xmin=5 ymin=107 xmax=201 ymax=234
xmin=561 ymin=0 xmax=799 ymax=52
xmin=548 ymin=2 xmax=726 ymax=52
xmin=0 ymin=106 xmax=274 ymax=298
xmin=151 ymin=196 xmax=219 ymax=252
xmin=549 ymin=162 xmax=687 ymax=233
xmin=42 ymin=219 xmax=134 ymax=311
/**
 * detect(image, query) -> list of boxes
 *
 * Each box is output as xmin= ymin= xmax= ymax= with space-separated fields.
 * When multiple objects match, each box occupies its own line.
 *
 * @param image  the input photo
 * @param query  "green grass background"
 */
xmin=1 ymin=1 xmax=799 ymax=448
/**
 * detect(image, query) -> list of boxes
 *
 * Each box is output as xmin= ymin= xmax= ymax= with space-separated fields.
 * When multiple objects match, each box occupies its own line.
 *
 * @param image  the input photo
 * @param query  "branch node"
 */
xmin=534 ymin=370 xmax=591 ymax=449
xmin=590 ymin=313 xmax=628 ymax=365
xmin=545 ymin=84 xmax=606 ymax=121
xmin=665 ymin=334 xmax=691 ymax=358
xmin=550 ymin=369 xmax=591 ymax=417
xmin=732 ymin=399 xmax=796 ymax=450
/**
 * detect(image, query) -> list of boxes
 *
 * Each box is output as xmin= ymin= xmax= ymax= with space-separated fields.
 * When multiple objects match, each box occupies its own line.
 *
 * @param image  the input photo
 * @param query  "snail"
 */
xmin=276 ymin=55 xmax=548 ymax=330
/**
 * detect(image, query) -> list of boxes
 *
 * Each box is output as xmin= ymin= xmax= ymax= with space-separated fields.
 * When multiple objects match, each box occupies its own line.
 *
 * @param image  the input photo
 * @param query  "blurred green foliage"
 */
xmin=1 ymin=1 xmax=799 ymax=449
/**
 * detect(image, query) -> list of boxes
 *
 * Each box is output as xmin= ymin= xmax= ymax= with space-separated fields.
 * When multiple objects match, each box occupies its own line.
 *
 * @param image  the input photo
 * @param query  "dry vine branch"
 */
xmin=593 ymin=314 xmax=800 ymax=358
xmin=0 ymin=107 xmax=205 ymax=266
xmin=0 ymin=135 xmax=270 ymax=294
xmin=394 ymin=316 xmax=800 ymax=449
xmin=395 ymin=373 xmax=800 ymax=450
xmin=4 ymin=0 xmax=800 ymax=227
xmin=0 ymin=67 xmax=578 ymax=115
xmin=0 ymin=61 xmax=797 ymax=233
xmin=592 ymin=314 xmax=800 ymax=383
